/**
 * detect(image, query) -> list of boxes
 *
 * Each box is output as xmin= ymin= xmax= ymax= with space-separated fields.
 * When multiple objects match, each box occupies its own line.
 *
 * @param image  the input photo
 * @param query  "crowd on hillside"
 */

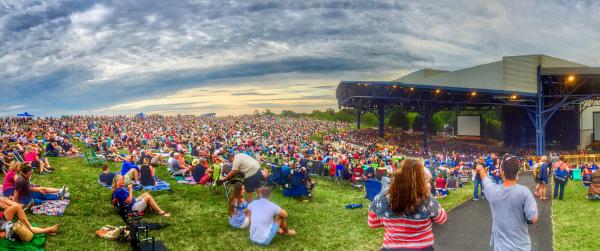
xmin=0 ymin=114 xmax=599 ymax=248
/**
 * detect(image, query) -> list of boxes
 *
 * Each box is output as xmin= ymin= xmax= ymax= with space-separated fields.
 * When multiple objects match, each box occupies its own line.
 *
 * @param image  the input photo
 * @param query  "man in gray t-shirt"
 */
xmin=476 ymin=156 xmax=538 ymax=251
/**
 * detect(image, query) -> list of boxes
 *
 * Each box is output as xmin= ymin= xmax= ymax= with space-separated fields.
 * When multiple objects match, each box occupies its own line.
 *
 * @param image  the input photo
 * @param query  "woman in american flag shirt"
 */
xmin=368 ymin=158 xmax=447 ymax=251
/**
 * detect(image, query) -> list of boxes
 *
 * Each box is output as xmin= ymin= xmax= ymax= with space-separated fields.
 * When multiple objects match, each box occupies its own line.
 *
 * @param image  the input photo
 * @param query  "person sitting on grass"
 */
xmin=171 ymin=153 xmax=190 ymax=175
xmin=120 ymin=155 xmax=139 ymax=175
xmin=228 ymin=182 xmax=250 ymax=229
xmin=139 ymin=158 xmax=155 ymax=186
xmin=13 ymin=166 xmax=67 ymax=205
xmin=98 ymin=164 xmax=116 ymax=187
xmin=435 ymin=173 xmax=447 ymax=197
xmin=2 ymin=162 xmax=21 ymax=197
xmin=247 ymin=186 xmax=295 ymax=246
xmin=447 ymin=173 xmax=459 ymax=189
xmin=111 ymin=174 xmax=170 ymax=217
xmin=0 ymin=204 xmax=59 ymax=239
xmin=23 ymin=146 xmax=51 ymax=174
xmin=192 ymin=159 xmax=213 ymax=185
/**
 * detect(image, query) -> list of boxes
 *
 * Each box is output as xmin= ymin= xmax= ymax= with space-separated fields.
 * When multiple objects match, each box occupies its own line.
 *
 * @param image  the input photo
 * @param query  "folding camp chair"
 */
xmin=365 ymin=179 xmax=382 ymax=201
xmin=351 ymin=167 xmax=365 ymax=190
xmin=90 ymin=150 xmax=106 ymax=164
xmin=13 ymin=152 xmax=24 ymax=163
xmin=211 ymin=164 xmax=236 ymax=200
xmin=334 ymin=164 xmax=344 ymax=186
xmin=84 ymin=151 xmax=102 ymax=166
xmin=113 ymin=199 xmax=166 ymax=251
xmin=375 ymin=168 xmax=387 ymax=180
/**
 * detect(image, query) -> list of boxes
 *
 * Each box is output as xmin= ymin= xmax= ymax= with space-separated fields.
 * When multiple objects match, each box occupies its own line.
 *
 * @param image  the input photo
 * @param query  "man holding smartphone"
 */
xmin=475 ymin=155 xmax=538 ymax=251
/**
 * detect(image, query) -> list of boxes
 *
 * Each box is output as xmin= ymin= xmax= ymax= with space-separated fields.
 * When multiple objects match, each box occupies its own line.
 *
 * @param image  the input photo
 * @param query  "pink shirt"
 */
xmin=24 ymin=151 xmax=37 ymax=162
xmin=2 ymin=170 xmax=16 ymax=192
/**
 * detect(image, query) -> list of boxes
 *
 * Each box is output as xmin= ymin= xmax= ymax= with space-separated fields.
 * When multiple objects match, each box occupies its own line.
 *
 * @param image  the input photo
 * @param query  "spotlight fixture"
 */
xmin=511 ymin=95 xmax=517 ymax=100
xmin=471 ymin=91 xmax=477 ymax=96
xmin=567 ymin=75 xmax=575 ymax=83
xmin=410 ymin=87 xmax=415 ymax=91
xmin=435 ymin=89 xmax=441 ymax=94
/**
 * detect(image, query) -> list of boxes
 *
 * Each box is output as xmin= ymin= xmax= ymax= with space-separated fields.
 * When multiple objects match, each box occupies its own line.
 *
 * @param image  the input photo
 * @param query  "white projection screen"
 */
xmin=594 ymin=112 xmax=600 ymax=141
xmin=457 ymin=116 xmax=481 ymax=136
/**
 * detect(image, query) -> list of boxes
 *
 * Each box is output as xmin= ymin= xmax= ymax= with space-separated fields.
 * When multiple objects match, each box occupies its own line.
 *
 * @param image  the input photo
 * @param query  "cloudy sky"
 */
xmin=1 ymin=0 xmax=599 ymax=116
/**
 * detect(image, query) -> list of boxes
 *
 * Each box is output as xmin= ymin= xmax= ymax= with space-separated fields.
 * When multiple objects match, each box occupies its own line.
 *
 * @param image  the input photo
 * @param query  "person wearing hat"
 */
xmin=474 ymin=156 xmax=538 ymax=251
xmin=191 ymin=158 xmax=211 ymax=184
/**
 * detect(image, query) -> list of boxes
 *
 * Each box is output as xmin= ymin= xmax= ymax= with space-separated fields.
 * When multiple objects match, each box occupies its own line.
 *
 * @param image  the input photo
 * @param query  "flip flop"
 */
xmin=284 ymin=229 xmax=296 ymax=236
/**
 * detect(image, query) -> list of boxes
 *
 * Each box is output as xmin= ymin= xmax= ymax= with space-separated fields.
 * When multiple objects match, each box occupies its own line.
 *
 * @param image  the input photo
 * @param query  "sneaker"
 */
xmin=472 ymin=198 xmax=479 ymax=201
xmin=23 ymin=201 xmax=34 ymax=212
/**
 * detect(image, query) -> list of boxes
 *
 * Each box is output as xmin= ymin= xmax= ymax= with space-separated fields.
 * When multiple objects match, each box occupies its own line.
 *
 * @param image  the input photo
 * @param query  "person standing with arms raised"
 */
xmin=475 ymin=156 xmax=538 ymax=251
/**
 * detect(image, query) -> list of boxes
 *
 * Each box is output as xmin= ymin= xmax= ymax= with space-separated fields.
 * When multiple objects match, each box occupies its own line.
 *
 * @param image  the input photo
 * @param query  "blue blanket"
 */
xmin=142 ymin=177 xmax=170 ymax=191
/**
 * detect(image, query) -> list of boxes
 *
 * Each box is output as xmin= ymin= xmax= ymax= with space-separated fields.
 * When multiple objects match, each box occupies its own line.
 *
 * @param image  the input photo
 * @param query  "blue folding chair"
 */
xmin=335 ymin=164 xmax=344 ymax=186
xmin=365 ymin=179 xmax=382 ymax=201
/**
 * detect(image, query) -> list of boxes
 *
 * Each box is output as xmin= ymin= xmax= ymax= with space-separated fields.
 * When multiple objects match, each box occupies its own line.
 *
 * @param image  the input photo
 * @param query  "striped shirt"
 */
xmin=368 ymin=194 xmax=447 ymax=250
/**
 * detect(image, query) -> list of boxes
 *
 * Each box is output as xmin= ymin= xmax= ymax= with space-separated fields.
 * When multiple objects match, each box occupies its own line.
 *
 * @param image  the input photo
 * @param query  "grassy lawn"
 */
xmin=552 ymin=180 xmax=600 ymax=251
xmin=27 ymin=157 xmax=472 ymax=251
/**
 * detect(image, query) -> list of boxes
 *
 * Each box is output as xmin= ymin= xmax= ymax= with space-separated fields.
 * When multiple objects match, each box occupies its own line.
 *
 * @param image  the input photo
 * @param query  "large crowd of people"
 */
xmin=0 ymin=114 xmax=598 ymax=249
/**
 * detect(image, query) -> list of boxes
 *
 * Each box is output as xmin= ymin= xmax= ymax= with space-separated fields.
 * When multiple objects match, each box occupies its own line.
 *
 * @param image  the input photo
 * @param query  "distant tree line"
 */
xmin=275 ymin=108 xmax=502 ymax=139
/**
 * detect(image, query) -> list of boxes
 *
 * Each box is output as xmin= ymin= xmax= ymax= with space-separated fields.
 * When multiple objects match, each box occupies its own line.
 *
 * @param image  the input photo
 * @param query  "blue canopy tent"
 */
xmin=16 ymin=112 xmax=34 ymax=117
xmin=137 ymin=112 xmax=145 ymax=118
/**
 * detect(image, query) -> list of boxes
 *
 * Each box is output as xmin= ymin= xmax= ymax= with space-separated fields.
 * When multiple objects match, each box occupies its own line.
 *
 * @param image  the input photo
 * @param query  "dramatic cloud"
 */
xmin=0 ymin=0 xmax=599 ymax=116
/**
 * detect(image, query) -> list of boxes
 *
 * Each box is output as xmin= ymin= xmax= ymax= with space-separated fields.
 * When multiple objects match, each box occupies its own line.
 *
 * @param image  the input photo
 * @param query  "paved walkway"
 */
xmin=433 ymin=172 xmax=553 ymax=251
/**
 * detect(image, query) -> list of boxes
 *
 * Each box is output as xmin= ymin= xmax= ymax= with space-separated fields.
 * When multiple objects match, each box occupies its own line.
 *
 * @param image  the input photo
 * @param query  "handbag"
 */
xmin=13 ymin=220 xmax=33 ymax=242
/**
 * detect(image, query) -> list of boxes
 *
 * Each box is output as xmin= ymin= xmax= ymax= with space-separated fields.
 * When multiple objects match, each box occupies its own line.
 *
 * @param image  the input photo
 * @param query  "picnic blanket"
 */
xmin=174 ymin=176 xmax=197 ymax=184
xmin=31 ymin=199 xmax=70 ymax=216
xmin=0 ymin=225 xmax=46 ymax=251
xmin=143 ymin=177 xmax=170 ymax=191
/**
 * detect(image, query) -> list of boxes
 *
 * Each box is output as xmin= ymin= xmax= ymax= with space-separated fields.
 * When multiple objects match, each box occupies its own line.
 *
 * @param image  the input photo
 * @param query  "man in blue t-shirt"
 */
xmin=120 ymin=155 xmax=139 ymax=175
xmin=247 ymin=187 xmax=295 ymax=245
xmin=475 ymin=156 xmax=538 ymax=251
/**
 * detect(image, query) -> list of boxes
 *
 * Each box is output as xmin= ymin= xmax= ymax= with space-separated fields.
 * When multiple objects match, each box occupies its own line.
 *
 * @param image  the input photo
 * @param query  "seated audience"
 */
xmin=2 ymin=162 xmax=20 ymax=197
xmin=111 ymin=174 xmax=170 ymax=217
xmin=0 ymin=204 xmax=59 ymax=239
xmin=13 ymin=166 xmax=67 ymax=205
xmin=139 ymin=158 xmax=155 ymax=186
xmin=228 ymin=182 xmax=250 ymax=229
xmin=98 ymin=164 xmax=116 ymax=187
xmin=248 ymin=186 xmax=295 ymax=246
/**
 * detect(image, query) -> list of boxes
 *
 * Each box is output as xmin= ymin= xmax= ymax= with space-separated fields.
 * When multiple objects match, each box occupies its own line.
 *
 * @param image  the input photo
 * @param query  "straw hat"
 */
xmin=192 ymin=159 xmax=200 ymax=166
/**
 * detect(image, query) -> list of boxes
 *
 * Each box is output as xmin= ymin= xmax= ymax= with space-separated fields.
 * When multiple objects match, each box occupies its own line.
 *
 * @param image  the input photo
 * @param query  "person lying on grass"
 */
xmin=247 ymin=186 xmax=295 ymax=246
xmin=0 ymin=204 xmax=58 ymax=239
xmin=228 ymin=182 xmax=250 ymax=229
xmin=111 ymin=174 xmax=170 ymax=217
xmin=13 ymin=165 xmax=67 ymax=206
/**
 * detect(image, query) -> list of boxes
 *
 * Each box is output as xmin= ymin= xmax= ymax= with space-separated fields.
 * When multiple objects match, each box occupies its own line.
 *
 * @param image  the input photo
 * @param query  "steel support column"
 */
xmin=535 ymin=66 xmax=545 ymax=156
xmin=356 ymin=110 xmax=361 ymax=129
xmin=422 ymin=112 xmax=430 ymax=154
xmin=378 ymin=106 xmax=385 ymax=138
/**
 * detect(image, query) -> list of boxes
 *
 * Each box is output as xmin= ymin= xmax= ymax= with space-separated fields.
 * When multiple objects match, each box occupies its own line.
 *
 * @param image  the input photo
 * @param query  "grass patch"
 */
xmin=437 ymin=182 xmax=474 ymax=211
xmin=552 ymin=181 xmax=600 ymax=251
xmin=28 ymin=157 xmax=472 ymax=250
